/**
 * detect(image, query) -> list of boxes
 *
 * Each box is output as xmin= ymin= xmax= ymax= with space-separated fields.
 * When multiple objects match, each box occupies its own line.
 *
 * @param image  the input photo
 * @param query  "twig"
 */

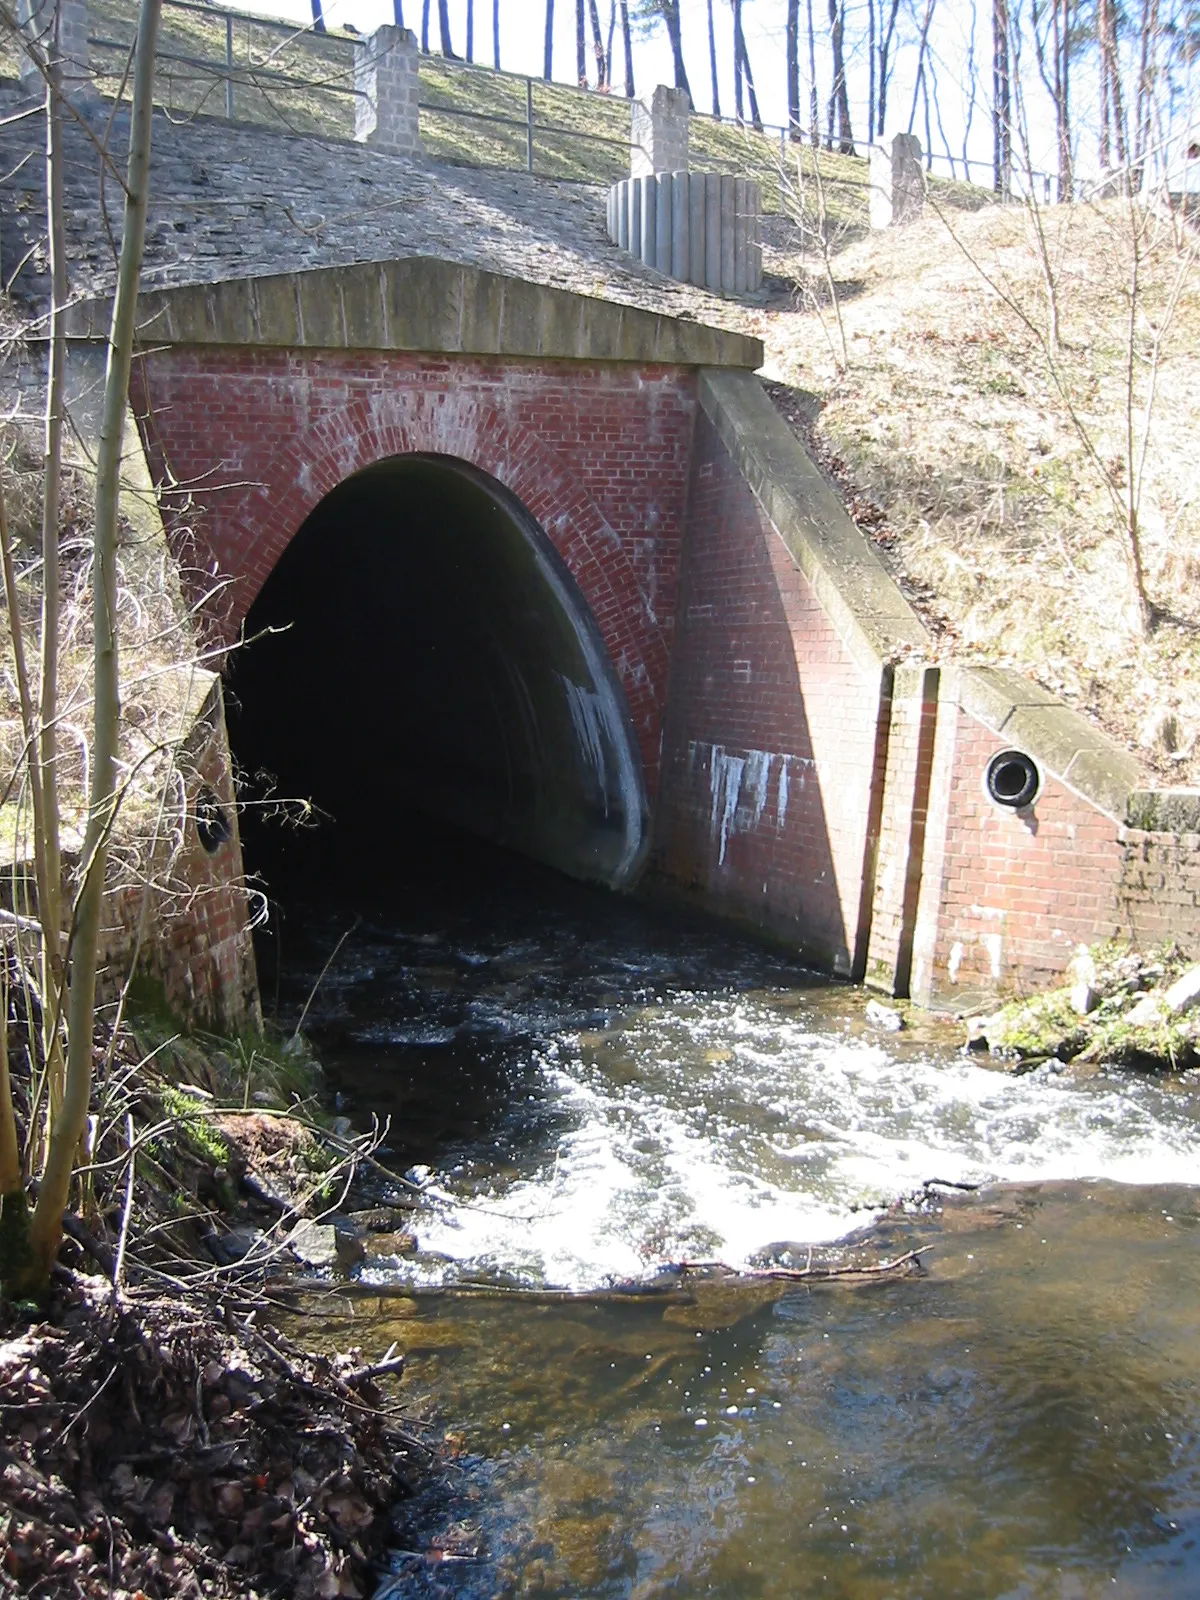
xmin=292 ymin=916 xmax=360 ymax=1041
xmin=110 ymin=1112 xmax=136 ymax=1304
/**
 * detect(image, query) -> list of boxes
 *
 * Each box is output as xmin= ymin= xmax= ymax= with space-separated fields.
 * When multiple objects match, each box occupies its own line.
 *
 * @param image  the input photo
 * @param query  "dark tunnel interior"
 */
xmin=226 ymin=454 xmax=648 ymax=893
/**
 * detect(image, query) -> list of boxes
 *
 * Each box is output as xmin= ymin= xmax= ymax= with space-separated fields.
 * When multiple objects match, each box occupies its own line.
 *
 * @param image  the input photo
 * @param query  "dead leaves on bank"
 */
xmin=0 ymin=1275 xmax=429 ymax=1599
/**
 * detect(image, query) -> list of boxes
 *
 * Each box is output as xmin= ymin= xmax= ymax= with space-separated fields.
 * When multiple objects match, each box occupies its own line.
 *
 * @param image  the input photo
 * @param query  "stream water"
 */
xmin=262 ymin=832 xmax=1200 ymax=1599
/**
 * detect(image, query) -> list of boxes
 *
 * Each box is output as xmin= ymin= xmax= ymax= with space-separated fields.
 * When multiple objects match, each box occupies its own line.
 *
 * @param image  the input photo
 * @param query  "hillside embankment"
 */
xmin=758 ymin=199 xmax=1200 ymax=790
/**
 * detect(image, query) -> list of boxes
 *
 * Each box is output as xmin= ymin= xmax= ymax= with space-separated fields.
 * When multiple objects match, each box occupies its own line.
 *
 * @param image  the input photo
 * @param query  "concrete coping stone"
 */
xmin=697 ymin=367 xmax=930 ymax=681
xmin=65 ymin=255 xmax=764 ymax=370
xmin=955 ymin=665 xmax=1148 ymax=824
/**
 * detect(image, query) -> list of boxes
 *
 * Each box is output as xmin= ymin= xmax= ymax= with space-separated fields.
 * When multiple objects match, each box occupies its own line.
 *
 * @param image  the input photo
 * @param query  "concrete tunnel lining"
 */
xmin=228 ymin=453 xmax=649 ymax=889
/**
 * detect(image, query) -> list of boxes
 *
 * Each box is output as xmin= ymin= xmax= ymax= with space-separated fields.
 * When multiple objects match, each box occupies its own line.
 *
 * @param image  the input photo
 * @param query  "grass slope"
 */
xmin=762 ymin=199 xmax=1200 ymax=787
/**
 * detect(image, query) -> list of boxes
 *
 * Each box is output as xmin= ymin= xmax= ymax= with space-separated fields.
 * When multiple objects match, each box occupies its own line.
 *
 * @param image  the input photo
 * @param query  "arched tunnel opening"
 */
xmin=226 ymin=453 xmax=649 ymax=899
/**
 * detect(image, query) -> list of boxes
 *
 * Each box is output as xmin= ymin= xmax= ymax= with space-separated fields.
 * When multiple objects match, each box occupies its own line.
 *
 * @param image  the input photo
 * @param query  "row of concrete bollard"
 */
xmin=607 ymin=171 xmax=762 ymax=296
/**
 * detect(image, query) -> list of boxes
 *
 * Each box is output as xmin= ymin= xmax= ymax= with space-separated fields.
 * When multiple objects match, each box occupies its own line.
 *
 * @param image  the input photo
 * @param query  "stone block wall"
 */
xmin=1118 ymin=829 xmax=1200 ymax=947
xmin=354 ymin=25 xmax=421 ymax=158
xmin=17 ymin=0 xmax=91 ymax=98
xmin=630 ymin=85 xmax=690 ymax=177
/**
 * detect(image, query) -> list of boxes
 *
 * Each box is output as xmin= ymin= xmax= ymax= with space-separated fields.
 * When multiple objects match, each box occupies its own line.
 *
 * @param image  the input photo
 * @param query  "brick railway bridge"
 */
xmin=66 ymin=252 xmax=1196 ymax=1015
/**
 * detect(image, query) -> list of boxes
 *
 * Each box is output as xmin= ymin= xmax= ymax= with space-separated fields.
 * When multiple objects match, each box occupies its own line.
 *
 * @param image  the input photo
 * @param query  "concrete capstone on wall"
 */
xmin=631 ymin=85 xmax=690 ymax=178
xmin=354 ymin=25 xmax=422 ymax=159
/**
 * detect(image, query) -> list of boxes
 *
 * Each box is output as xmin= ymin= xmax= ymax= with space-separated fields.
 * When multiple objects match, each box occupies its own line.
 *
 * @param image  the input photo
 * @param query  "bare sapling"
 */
xmin=6 ymin=0 xmax=164 ymax=1299
xmin=776 ymin=139 xmax=850 ymax=372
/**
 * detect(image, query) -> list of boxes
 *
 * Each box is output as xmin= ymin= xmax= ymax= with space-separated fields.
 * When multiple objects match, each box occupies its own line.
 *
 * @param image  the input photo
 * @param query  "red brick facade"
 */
xmin=909 ymin=703 xmax=1126 ymax=1004
xmin=654 ymin=410 xmax=887 ymax=976
xmin=129 ymin=345 xmax=1200 ymax=1012
xmin=132 ymin=348 xmax=697 ymax=795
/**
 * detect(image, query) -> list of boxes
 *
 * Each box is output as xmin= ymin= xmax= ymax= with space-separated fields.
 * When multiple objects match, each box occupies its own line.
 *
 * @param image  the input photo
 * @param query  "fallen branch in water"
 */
xmin=677 ymin=1246 xmax=932 ymax=1282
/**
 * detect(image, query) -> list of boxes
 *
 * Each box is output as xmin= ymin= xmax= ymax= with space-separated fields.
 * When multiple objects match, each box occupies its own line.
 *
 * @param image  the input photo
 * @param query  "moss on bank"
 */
xmin=974 ymin=942 xmax=1200 ymax=1071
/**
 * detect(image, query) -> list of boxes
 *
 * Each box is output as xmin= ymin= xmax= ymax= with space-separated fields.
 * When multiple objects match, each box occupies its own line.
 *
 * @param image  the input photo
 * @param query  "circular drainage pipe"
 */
xmin=984 ymin=748 xmax=1041 ymax=810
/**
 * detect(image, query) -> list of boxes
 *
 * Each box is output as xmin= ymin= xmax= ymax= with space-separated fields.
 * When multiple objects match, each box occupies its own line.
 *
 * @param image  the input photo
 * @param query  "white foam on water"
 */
xmin=365 ymin=998 xmax=1200 ymax=1292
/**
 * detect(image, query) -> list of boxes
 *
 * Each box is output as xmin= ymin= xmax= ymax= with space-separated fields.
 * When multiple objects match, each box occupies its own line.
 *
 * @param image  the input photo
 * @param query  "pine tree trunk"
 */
xmin=733 ymin=0 xmax=743 ymax=120
xmin=806 ymin=0 xmax=819 ymax=144
xmin=828 ymin=0 xmax=854 ymax=152
xmin=310 ymin=0 xmax=325 ymax=34
xmin=466 ymin=0 xmax=474 ymax=60
xmin=708 ymin=0 xmax=720 ymax=117
xmin=620 ymin=0 xmax=633 ymax=95
xmin=422 ymin=0 xmax=431 ymax=52
xmin=787 ymin=0 xmax=800 ymax=138
xmin=992 ymin=0 xmax=1011 ymax=196
xmin=19 ymin=0 xmax=163 ymax=1303
xmin=576 ymin=0 xmax=586 ymax=84
xmin=544 ymin=0 xmax=554 ymax=78
xmin=493 ymin=0 xmax=501 ymax=67
xmin=438 ymin=0 xmax=456 ymax=56
xmin=588 ymin=0 xmax=606 ymax=86
xmin=735 ymin=12 xmax=763 ymax=131
xmin=662 ymin=1 xmax=692 ymax=106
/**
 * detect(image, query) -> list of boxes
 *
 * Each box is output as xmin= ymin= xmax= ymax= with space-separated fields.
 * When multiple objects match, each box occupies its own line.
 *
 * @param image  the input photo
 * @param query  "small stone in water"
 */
xmin=865 ymin=1000 xmax=904 ymax=1032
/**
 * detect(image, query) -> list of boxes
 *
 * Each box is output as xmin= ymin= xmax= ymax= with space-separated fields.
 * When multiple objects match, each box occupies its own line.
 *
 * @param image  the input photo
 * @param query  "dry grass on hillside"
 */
xmin=761 ymin=199 xmax=1200 ymax=786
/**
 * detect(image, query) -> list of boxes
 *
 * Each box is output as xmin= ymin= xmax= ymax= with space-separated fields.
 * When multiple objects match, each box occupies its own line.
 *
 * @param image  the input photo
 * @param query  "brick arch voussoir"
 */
xmin=226 ymin=392 xmax=668 ymax=729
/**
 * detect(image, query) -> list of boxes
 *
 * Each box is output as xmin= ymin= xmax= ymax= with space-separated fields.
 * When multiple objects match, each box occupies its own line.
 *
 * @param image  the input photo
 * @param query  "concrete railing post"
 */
xmin=354 ymin=25 xmax=422 ymax=159
xmin=605 ymin=169 xmax=761 ymax=296
xmin=869 ymin=132 xmax=924 ymax=228
xmin=17 ymin=0 xmax=92 ymax=101
xmin=630 ymin=83 xmax=690 ymax=178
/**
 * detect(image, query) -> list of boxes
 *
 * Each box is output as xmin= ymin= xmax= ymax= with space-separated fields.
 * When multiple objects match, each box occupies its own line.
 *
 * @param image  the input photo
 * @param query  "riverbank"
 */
xmin=969 ymin=941 xmax=1200 ymax=1071
xmin=0 ymin=1010 xmax=435 ymax=1599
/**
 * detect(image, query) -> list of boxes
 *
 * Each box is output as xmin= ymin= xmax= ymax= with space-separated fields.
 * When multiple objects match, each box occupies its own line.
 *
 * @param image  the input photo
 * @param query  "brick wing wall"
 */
xmin=654 ymin=410 xmax=888 ymax=975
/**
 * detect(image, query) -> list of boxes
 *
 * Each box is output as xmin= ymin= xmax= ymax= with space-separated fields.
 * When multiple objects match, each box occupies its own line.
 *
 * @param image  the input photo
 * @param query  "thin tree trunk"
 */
xmin=0 ymin=957 xmax=28 ymax=1286
xmin=993 ymin=0 xmax=1011 ymax=197
xmin=437 ymin=0 xmax=456 ymax=56
xmin=963 ymin=0 xmax=979 ymax=174
xmin=620 ymin=0 xmax=633 ymax=95
xmin=422 ymin=0 xmax=431 ymax=52
xmin=20 ymin=0 xmax=163 ymax=1301
xmin=544 ymin=0 xmax=554 ymax=78
xmin=1134 ymin=0 xmax=1158 ymax=169
xmin=708 ymin=0 xmax=721 ymax=117
xmin=867 ymin=0 xmax=876 ymax=137
xmin=907 ymin=0 xmax=936 ymax=136
xmin=588 ymin=0 xmax=606 ymax=86
xmin=576 ymin=0 xmax=586 ymax=84
xmin=310 ymin=0 xmax=325 ymax=33
xmin=606 ymin=0 xmax=616 ymax=88
xmin=878 ymin=0 xmax=900 ymax=134
xmin=787 ymin=0 xmax=800 ymax=138
xmin=466 ymin=0 xmax=473 ymax=60
xmin=736 ymin=15 xmax=763 ymax=131
xmin=493 ymin=0 xmax=501 ymax=67
xmin=39 ymin=9 xmax=67 ymax=1128
xmin=828 ymin=0 xmax=854 ymax=152
xmin=394 ymin=0 xmax=405 ymax=27
xmin=661 ymin=0 xmax=692 ymax=106
xmin=733 ymin=0 xmax=743 ymax=121
xmin=806 ymin=0 xmax=819 ymax=144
